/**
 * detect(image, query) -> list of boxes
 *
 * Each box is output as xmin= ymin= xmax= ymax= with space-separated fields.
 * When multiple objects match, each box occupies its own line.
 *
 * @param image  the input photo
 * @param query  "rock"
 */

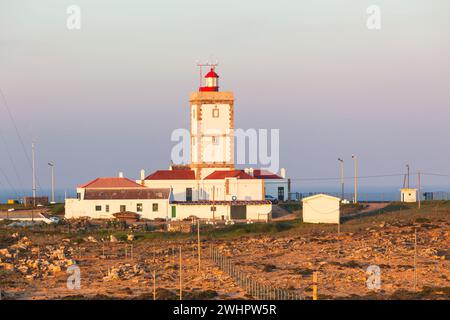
xmin=84 ymin=236 xmax=97 ymax=243
xmin=49 ymin=264 xmax=62 ymax=273
xmin=17 ymin=265 xmax=29 ymax=274
xmin=0 ymin=262 xmax=14 ymax=271
xmin=0 ymin=248 xmax=11 ymax=258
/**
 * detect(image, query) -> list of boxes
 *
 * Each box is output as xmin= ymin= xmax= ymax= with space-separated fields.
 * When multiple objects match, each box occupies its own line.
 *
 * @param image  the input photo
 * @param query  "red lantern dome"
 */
xmin=199 ymin=67 xmax=219 ymax=92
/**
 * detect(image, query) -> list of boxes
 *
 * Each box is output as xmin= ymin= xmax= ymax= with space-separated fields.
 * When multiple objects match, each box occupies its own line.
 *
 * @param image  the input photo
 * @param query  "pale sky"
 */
xmin=0 ymin=0 xmax=449 ymax=196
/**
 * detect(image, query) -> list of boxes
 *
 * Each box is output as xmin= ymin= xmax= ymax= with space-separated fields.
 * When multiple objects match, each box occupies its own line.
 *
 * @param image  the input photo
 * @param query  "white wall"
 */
xmin=65 ymin=198 xmax=169 ymax=220
xmin=172 ymin=203 xmax=272 ymax=221
xmin=191 ymin=103 xmax=234 ymax=165
xmin=401 ymin=188 xmax=417 ymax=203
xmin=264 ymin=179 xmax=289 ymax=201
xmin=302 ymin=196 xmax=340 ymax=224
xmin=142 ymin=178 xmax=265 ymax=202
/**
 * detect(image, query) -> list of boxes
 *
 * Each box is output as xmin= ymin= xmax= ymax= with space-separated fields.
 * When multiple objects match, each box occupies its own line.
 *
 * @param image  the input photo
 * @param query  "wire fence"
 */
xmin=209 ymin=245 xmax=302 ymax=300
xmin=289 ymin=191 xmax=450 ymax=202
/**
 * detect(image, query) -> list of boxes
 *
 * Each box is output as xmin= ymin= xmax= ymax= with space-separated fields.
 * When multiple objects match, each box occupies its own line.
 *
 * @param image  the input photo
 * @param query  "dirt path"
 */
xmin=271 ymin=205 xmax=297 ymax=221
xmin=359 ymin=202 xmax=390 ymax=213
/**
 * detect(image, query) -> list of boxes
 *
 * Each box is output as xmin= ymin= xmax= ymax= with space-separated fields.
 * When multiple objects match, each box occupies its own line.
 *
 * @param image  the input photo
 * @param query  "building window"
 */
xmin=186 ymin=188 xmax=193 ymax=202
xmin=152 ymin=203 xmax=158 ymax=212
xmin=212 ymin=108 xmax=219 ymax=118
xmin=105 ymin=205 xmax=109 ymax=213
xmin=120 ymin=205 xmax=126 ymax=212
xmin=77 ymin=192 xmax=81 ymax=200
xmin=137 ymin=203 xmax=143 ymax=212
xmin=95 ymin=205 xmax=102 ymax=211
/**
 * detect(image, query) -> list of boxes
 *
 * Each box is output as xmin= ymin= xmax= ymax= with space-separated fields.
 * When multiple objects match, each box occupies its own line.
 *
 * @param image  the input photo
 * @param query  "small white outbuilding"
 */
xmin=302 ymin=194 xmax=340 ymax=224
xmin=400 ymin=188 xmax=417 ymax=203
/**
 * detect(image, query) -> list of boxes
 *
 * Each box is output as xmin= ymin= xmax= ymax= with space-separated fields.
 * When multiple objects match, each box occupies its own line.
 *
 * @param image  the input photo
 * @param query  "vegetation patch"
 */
xmin=278 ymin=202 xmax=302 ymax=213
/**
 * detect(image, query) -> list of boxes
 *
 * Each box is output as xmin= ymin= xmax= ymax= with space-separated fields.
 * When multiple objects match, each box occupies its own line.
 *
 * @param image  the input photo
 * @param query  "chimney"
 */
xmin=140 ymin=169 xmax=145 ymax=181
xmin=280 ymin=168 xmax=286 ymax=179
xmin=118 ymin=171 xmax=124 ymax=178
xmin=249 ymin=168 xmax=254 ymax=176
xmin=244 ymin=168 xmax=250 ymax=174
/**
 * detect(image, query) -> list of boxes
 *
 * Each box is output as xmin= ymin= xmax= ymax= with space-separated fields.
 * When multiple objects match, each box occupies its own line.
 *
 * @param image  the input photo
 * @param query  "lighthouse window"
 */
xmin=212 ymin=136 xmax=219 ymax=145
xmin=212 ymin=108 xmax=219 ymax=118
xmin=192 ymin=109 xmax=195 ymax=119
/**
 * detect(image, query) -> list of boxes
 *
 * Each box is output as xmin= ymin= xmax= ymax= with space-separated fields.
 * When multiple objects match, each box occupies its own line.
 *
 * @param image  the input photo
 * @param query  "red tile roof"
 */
xmin=145 ymin=170 xmax=195 ymax=180
xmin=172 ymin=200 xmax=271 ymax=205
xmin=78 ymin=177 xmax=146 ymax=189
xmin=84 ymin=188 xmax=170 ymax=200
xmin=204 ymin=170 xmax=254 ymax=180
xmin=253 ymin=169 xmax=283 ymax=179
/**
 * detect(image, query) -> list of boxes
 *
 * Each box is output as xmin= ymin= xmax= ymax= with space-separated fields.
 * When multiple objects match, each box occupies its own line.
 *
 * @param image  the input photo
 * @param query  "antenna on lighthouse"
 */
xmin=196 ymin=60 xmax=219 ymax=87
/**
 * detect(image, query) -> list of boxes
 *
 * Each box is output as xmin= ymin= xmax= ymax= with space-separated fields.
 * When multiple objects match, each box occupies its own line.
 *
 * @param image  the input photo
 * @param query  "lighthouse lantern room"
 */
xmin=199 ymin=67 xmax=219 ymax=92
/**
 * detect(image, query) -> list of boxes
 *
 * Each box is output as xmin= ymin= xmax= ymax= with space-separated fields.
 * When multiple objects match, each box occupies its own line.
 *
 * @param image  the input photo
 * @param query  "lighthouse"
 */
xmin=190 ymin=67 xmax=235 ymax=179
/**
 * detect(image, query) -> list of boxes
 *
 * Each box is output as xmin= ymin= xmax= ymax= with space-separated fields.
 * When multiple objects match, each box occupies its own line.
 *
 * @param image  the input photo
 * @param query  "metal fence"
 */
xmin=290 ymin=191 xmax=450 ymax=202
xmin=209 ymin=245 xmax=302 ymax=300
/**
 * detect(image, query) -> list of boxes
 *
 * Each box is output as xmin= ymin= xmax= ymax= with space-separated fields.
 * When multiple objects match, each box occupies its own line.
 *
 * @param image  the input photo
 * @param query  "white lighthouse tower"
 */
xmin=190 ymin=67 xmax=235 ymax=179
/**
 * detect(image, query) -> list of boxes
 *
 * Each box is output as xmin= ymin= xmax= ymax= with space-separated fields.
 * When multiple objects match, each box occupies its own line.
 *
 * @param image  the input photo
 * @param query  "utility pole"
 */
xmin=48 ymin=162 xmax=55 ymax=204
xmin=179 ymin=246 xmax=182 ymax=300
xmin=418 ymin=171 xmax=421 ymax=209
xmin=197 ymin=219 xmax=201 ymax=272
xmin=352 ymin=155 xmax=358 ymax=204
xmin=406 ymin=164 xmax=410 ymax=188
xmin=414 ymin=228 xmax=417 ymax=291
xmin=338 ymin=158 xmax=344 ymax=200
xmin=32 ymin=141 xmax=36 ymax=207
xmin=212 ymin=185 xmax=216 ymax=221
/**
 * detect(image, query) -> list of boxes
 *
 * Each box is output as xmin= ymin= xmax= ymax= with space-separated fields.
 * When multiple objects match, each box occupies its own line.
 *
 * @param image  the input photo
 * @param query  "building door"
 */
xmin=278 ymin=187 xmax=285 ymax=201
xmin=186 ymin=188 xmax=193 ymax=202
xmin=230 ymin=205 xmax=246 ymax=220
xmin=171 ymin=206 xmax=176 ymax=218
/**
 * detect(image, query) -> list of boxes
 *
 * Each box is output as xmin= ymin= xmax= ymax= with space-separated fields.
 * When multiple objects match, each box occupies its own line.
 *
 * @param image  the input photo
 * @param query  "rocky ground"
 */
xmin=0 ymin=203 xmax=449 ymax=300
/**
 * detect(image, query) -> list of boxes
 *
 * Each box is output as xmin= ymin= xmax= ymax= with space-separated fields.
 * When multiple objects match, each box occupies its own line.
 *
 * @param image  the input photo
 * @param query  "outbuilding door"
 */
xmin=230 ymin=205 xmax=246 ymax=220
xmin=278 ymin=187 xmax=285 ymax=201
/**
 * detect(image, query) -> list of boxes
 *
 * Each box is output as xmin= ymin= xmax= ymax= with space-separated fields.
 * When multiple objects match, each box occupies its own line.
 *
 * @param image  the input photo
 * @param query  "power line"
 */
xmin=421 ymin=172 xmax=450 ymax=178
xmin=0 ymin=86 xmax=42 ymax=193
xmin=289 ymin=173 xmax=406 ymax=182
xmin=0 ymin=129 xmax=25 ymax=198
xmin=0 ymin=166 xmax=19 ymax=199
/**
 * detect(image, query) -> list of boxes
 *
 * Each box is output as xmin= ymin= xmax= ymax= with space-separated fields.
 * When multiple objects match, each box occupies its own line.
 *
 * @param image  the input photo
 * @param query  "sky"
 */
xmin=0 ymin=0 xmax=449 ymax=198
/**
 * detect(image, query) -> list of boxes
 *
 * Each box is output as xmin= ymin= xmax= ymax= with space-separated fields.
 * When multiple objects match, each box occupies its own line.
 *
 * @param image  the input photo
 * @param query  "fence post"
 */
xmin=153 ymin=270 xmax=156 ymax=300
xmin=179 ymin=246 xmax=182 ymax=300
xmin=313 ymin=272 xmax=318 ymax=300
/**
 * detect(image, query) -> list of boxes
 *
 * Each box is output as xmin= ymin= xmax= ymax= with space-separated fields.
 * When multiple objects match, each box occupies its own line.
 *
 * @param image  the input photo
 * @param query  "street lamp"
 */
xmin=48 ymin=162 xmax=55 ymax=204
xmin=338 ymin=158 xmax=344 ymax=201
xmin=352 ymin=155 xmax=358 ymax=204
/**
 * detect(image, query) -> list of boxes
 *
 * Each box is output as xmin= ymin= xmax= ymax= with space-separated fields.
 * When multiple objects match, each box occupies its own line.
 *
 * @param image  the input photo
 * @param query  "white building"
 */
xmin=65 ymin=67 xmax=288 ymax=222
xmin=400 ymin=188 xmax=417 ymax=203
xmin=65 ymin=177 xmax=171 ymax=220
xmin=302 ymin=194 xmax=340 ymax=224
xmin=252 ymin=169 xmax=289 ymax=201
